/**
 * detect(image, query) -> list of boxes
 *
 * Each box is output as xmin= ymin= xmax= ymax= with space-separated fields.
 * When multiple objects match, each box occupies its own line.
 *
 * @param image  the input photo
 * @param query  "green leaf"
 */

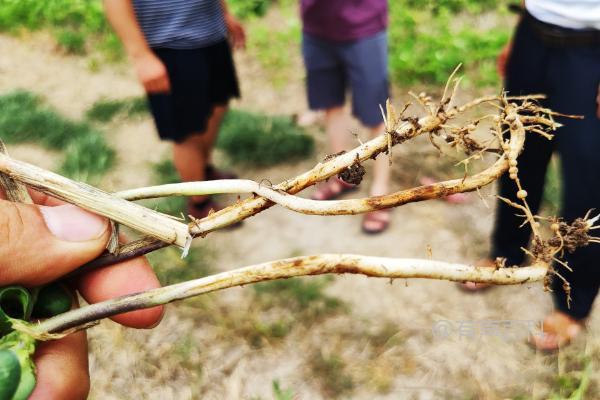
xmin=0 ymin=333 xmax=36 ymax=400
xmin=31 ymin=283 xmax=72 ymax=319
xmin=0 ymin=287 xmax=32 ymax=336
xmin=0 ymin=349 xmax=20 ymax=400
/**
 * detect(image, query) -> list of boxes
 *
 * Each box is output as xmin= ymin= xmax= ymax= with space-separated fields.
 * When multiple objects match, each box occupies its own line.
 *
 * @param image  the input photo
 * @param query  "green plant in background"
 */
xmin=272 ymin=379 xmax=294 ymax=400
xmin=0 ymin=0 xmax=121 ymax=59
xmin=147 ymin=158 xmax=186 ymax=216
xmin=542 ymin=156 xmax=562 ymax=215
xmin=388 ymin=0 xmax=511 ymax=86
xmin=217 ymin=109 xmax=314 ymax=167
xmin=0 ymin=90 xmax=115 ymax=183
xmin=85 ymin=97 xmax=148 ymax=123
xmin=229 ymin=0 xmax=273 ymax=19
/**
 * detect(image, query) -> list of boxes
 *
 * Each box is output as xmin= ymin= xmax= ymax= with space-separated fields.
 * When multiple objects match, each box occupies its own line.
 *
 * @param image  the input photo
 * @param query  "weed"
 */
xmin=85 ymin=97 xmax=148 ymax=123
xmin=217 ymin=109 xmax=313 ymax=167
xmin=253 ymin=276 xmax=342 ymax=315
xmin=55 ymin=29 xmax=86 ymax=54
xmin=0 ymin=90 xmax=115 ymax=182
xmin=272 ymin=380 xmax=294 ymax=400
xmin=145 ymin=159 xmax=186 ymax=216
xmin=542 ymin=156 xmax=562 ymax=215
xmin=308 ymin=351 xmax=355 ymax=397
xmin=148 ymin=246 xmax=213 ymax=285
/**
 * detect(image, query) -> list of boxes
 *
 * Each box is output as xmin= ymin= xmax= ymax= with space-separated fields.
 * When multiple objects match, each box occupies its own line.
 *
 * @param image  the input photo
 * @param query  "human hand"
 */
xmin=133 ymin=51 xmax=171 ymax=94
xmin=224 ymin=13 xmax=246 ymax=50
xmin=497 ymin=41 xmax=512 ymax=79
xmin=0 ymin=191 xmax=163 ymax=399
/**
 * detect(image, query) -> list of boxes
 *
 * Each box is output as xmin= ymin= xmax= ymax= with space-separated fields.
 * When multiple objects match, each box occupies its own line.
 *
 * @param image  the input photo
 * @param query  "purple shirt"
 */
xmin=300 ymin=0 xmax=388 ymax=42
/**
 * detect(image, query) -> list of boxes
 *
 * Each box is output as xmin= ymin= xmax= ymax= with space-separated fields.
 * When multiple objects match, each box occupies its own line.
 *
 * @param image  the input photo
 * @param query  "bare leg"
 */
xmin=369 ymin=122 xmax=390 ymax=197
xmin=325 ymin=106 xmax=350 ymax=153
xmin=172 ymin=133 xmax=206 ymax=204
xmin=201 ymin=105 xmax=228 ymax=163
xmin=312 ymin=106 xmax=355 ymax=200
xmin=362 ymin=122 xmax=391 ymax=233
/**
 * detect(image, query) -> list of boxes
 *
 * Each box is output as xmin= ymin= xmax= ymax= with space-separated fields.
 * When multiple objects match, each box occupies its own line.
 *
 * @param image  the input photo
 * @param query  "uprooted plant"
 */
xmin=0 ymin=71 xmax=594 ymax=398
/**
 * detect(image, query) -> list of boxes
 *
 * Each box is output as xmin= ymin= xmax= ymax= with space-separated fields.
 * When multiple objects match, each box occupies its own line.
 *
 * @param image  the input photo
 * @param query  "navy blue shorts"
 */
xmin=147 ymin=40 xmax=240 ymax=143
xmin=302 ymin=31 xmax=389 ymax=127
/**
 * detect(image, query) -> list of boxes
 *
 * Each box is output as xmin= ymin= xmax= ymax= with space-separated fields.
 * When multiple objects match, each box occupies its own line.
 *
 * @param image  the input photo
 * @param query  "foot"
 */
xmin=529 ymin=312 xmax=584 ymax=352
xmin=205 ymin=164 xmax=237 ymax=180
xmin=458 ymin=258 xmax=495 ymax=292
xmin=311 ymin=177 xmax=357 ymax=201
xmin=362 ymin=209 xmax=391 ymax=234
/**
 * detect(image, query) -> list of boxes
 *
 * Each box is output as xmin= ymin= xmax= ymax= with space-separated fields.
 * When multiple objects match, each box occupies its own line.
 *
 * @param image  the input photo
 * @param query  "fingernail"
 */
xmin=40 ymin=205 xmax=108 ymax=242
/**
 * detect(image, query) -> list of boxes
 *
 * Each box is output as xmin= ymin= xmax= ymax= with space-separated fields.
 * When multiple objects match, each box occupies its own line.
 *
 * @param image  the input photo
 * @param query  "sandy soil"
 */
xmin=1 ymin=27 xmax=599 ymax=400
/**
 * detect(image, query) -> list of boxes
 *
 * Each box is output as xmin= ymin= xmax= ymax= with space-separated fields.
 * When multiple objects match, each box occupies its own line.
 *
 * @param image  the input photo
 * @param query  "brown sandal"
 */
xmin=362 ymin=209 xmax=391 ymax=234
xmin=311 ymin=177 xmax=357 ymax=201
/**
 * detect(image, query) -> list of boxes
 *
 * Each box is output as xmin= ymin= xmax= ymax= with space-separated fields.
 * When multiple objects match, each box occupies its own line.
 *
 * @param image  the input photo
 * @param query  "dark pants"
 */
xmin=491 ymin=14 xmax=600 ymax=319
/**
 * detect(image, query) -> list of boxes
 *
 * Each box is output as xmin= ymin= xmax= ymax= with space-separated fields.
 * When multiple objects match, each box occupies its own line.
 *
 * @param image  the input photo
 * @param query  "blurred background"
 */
xmin=0 ymin=0 xmax=596 ymax=398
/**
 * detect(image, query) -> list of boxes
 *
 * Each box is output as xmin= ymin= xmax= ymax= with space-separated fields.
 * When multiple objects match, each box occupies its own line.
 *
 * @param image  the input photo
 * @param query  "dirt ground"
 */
xmin=1 ymin=31 xmax=599 ymax=400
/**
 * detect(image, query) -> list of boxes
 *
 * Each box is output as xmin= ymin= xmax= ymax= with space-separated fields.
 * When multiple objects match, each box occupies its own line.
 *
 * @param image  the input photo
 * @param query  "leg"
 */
xmin=362 ymin=122 xmax=391 ymax=234
xmin=201 ymin=105 xmax=228 ymax=163
xmin=341 ymin=31 xmax=391 ymax=233
xmin=325 ymin=106 xmax=350 ymax=154
xmin=547 ymin=44 xmax=600 ymax=321
xmin=172 ymin=134 xmax=207 ymax=204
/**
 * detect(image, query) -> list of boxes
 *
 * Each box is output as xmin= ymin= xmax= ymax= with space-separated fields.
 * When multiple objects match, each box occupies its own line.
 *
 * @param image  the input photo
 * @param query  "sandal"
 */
xmin=311 ymin=177 xmax=357 ymax=201
xmin=205 ymin=164 xmax=238 ymax=180
xmin=362 ymin=209 xmax=391 ymax=234
xmin=528 ymin=312 xmax=584 ymax=352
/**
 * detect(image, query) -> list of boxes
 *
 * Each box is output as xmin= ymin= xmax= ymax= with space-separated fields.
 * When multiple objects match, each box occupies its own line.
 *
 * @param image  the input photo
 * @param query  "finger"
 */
xmin=77 ymin=256 xmax=164 ymax=329
xmin=30 ymin=331 xmax=89 ymax=400
xmin=0 ymin=200 xmax=110 ymax=286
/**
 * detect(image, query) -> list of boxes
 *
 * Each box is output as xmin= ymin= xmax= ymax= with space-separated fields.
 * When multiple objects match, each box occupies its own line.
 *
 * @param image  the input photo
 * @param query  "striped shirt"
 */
xmin=132 ymin=0 xmax=227 ymax=49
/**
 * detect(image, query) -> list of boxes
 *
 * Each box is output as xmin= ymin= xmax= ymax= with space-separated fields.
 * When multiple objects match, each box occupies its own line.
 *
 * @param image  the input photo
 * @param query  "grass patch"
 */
xmin=389 ymin=1 xmax=510 ymax=87
xmin=0 ymin=90 xmax=115 ymax=182
xmin=148 ymin=246 xmax=212 ymax=285
xmin=85 ymin=97 xmax=148 ymax=123
xmin=217 ymin=109 xmax=314 ymax=167
xmin=272 ymin=380 xmax=294 ymax=400
xmin=253 ymin=276 xmax=343 ymax=319
xmin=308 ymin=351 xmax=355 ymax=397
xmin=145 ymin=159 xmax=186 ymax=216
xmin=0 ymin=0 xmax=122 ymax=60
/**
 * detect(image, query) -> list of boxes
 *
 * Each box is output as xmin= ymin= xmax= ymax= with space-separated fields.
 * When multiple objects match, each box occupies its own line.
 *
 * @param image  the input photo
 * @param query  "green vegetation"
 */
xmin=147 ymin=159 xmax=186 ymax=217
xmin=0 ymin=0 xmax=121 ymax=59
xmin=272 ymin=380 xmax=294 ymax=400
xmin=0 ymin=90 xmax=115 ymax=182
xmin=148 ymin=246 xmax=213 ymax=285
xmin=85 ymin=97 xmax=148 ymax=123
xmin=389 ymin=1 xmax=511 ymax=86
xmin=309 ymin=351 xmax=355 ymax=397
xmin=253 ymin=276 xmax=342 ymax=318
xmin=217 ymin=109 xmax=314 ymax=167
xmin=229 ymin=0 xmax=273 ymax=19
xmin=542 ymin=156 xmax=562 ymax=215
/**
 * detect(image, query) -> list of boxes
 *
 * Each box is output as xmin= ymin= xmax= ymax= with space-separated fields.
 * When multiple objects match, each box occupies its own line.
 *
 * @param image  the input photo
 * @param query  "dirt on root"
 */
xmin=1 ymin=28 xmax=599 ymax=400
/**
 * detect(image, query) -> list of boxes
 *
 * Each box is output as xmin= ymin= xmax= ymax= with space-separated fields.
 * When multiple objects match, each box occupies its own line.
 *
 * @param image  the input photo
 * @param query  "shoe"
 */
xmin=205 ymin=164 xmax=237 ymax=180
xmin=361 ymin=209 xmax=391 ymax=234
xmin=311 ymin=177 xmax=358 ymax=201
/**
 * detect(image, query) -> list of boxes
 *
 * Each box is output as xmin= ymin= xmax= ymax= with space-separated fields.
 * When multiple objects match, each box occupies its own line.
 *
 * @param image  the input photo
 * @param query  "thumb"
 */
xmin=0 ymin=200 xmax=110 ymax=286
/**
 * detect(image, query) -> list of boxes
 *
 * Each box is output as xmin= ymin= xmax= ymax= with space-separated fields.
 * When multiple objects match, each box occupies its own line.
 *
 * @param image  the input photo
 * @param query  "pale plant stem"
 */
xmin=0 ymin=152 xmax=191 ymax=248
xmin=32 ymin=254 xmax=550 ymax=335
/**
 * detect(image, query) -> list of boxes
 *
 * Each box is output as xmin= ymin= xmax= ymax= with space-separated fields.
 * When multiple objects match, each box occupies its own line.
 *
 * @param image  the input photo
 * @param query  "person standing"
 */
xmin=466 ymin=0 xmax=600 ymax=351
xmin=103 ymin=0 xmax=245 ymax=219
xmin=300 ymin=0 xmax=392 ymax=234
